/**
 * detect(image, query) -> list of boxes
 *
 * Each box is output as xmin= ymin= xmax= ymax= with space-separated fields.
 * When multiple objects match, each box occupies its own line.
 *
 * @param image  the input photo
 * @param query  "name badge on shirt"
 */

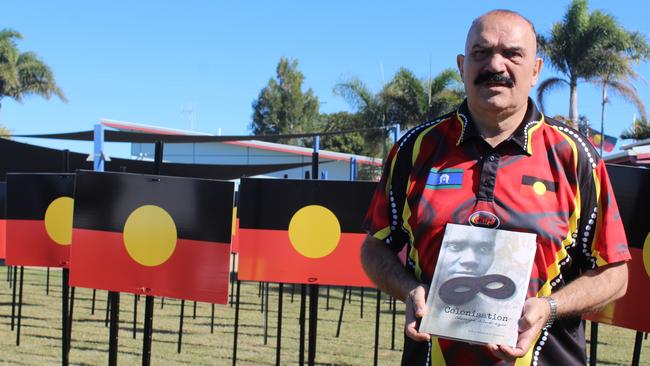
xmin=426 ymin=168 xmax=463 ymax=189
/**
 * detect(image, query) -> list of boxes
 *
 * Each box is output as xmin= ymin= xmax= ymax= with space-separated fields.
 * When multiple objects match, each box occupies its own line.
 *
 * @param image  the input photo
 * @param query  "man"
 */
xmin=361 ymin=9 xmax=629 ymax=366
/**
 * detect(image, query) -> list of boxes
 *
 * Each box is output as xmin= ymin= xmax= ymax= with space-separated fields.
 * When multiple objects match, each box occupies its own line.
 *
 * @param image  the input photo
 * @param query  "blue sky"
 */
xmin=2 ymin=1 xmax=649 ymax=157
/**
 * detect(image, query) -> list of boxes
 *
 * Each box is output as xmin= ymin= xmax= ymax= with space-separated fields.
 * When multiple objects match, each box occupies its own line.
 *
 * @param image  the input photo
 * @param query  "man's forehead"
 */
xmin=465 ymin=13 xmax=536 ymax=50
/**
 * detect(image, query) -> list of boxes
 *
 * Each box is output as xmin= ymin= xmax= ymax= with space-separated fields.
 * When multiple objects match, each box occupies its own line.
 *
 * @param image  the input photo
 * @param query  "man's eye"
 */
xmin=473 ymin=49 xmax=489 ymax=58
xmin=504 ymin=51 xmax=522 ymax=59
xmin=447 ymin=243 xmax=461 ymax=251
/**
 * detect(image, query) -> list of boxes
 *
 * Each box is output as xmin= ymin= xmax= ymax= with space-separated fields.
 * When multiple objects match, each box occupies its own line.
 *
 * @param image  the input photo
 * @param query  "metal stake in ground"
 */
xmin=108 ymin=291 xmax=120 ymax=366
xmin=62 ymin=268 xmax=70 ymax=366
xmin=10 ymin=265 xmax=17 ymax=330
xmin=299 ymin=284 xmax=306 ymax=366
xmin=276 ymin=283 xmax=284 ymax=366
xmin=178 ymin=300 xmax=185 ymax=353
xmin=590 ymin=322 xmax=598 ymax=366
xmin=133 ymin=294 xmax=138 ymax=339
xmin=210 ymin=303 xmax=215 ymax=334
xmin=68 ymin=287 xmax=75 ymax=350
xmin=336 ymin=287 xmax=348 ymax=337
xmin=46 ymin=267 xmax=50 ymax=295
xmin=264 ymin=282 xmax=269 ymax=345
xmin=391 ymin=297 xmax=397 ymax=350
xmin=374 ymin=290 xmax=381 ymax=366
xmin=632 ymin=331 xmax=644 ymax=366
xmin=232 ymin=280 xmax=241 ymax=366
xmin=91 ymin=289 xmax=96 ymax=315
xmin=16 ymin=266 xmax=24 ymax=346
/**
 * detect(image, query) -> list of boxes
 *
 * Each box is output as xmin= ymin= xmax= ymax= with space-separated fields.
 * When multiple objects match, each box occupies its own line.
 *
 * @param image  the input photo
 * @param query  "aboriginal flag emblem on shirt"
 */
xmin=238 ymin=178 xmax=376 ymax=287
xmin=69 ymin=171 xmax=234 ymax=304
xmin=520 ymin=175 xmax=558 ymax=197
xmin=5 ymin=173 xmax=75 ymax=267
xmin=426 ymin=168 xmax=463 ymax=189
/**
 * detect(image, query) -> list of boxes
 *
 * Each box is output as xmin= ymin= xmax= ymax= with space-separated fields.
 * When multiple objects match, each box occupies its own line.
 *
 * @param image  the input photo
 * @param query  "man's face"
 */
xmin=439 ymin=237 xmax=495 ymax=281
xmin=457 ymin=13 xmax=542 ymax=115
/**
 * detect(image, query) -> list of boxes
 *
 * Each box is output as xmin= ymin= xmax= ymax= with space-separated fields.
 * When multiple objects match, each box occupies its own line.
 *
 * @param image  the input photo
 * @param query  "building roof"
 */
xmin=101 ymin=119 xmax=382 ymax=166
xmin=604 ymin=138 xmax=650 ymax=166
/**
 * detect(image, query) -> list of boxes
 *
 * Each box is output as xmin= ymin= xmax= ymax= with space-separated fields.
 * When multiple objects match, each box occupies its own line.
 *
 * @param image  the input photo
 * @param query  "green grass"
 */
xmin=0 ymin=266 xmax=648 ymax=365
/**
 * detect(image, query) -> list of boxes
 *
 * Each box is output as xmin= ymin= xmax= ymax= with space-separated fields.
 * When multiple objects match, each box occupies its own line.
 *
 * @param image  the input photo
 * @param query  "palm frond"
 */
xmin=536 ymin=77 xmax=569 ymax=114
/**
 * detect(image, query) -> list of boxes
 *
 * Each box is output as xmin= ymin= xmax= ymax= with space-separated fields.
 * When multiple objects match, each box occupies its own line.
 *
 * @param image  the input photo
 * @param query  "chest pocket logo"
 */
xmin=468 ymin=211 xmax=500 ymax=228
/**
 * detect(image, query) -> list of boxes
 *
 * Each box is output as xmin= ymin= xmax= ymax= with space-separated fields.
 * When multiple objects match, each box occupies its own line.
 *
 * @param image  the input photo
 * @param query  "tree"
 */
xmin=334 ymin=67 xmax=464 ymax=157
xmin=620 ymin=118 xmax=650 ymax=141
xmin=536 ymin=0 xmax=649 ymax=122
xmin=0 ymin=123 xmax=10 ymax=137
xmin=0 ymin=28 xmax=66 ymax=110
xmin=317 ymin=112 xmax=367 ymax=156
xmin=250 ymin=57 xmax=320 ymax=145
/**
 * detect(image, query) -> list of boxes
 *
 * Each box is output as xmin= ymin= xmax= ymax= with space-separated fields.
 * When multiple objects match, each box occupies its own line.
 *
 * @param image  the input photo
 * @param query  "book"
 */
xmin=418 ymin=223 xmax=537 ymax=347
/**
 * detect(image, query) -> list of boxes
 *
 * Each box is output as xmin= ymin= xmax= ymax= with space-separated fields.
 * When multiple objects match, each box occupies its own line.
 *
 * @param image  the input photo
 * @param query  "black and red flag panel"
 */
xmin=5 ymin=173 xmax=75 ymax=267
xmin=69 ymin=171 xmax=234 ymax=304
xmin=238 ymin=178 xmax=376 ymax=287
xmin=584 ymin=164 xmax=650 ymax=332
xmin=0 ymin=182 xmax=6 ymax=259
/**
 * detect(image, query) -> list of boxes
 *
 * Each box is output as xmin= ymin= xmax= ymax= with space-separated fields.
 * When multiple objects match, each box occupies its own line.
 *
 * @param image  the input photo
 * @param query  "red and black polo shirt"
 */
xmin=364 ymin=98 xmax=630 ymax=366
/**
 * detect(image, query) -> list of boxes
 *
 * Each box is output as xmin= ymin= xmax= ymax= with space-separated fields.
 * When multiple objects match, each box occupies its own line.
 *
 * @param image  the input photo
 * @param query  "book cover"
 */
xmin=418 ymin=223 xmax=537 ymax=347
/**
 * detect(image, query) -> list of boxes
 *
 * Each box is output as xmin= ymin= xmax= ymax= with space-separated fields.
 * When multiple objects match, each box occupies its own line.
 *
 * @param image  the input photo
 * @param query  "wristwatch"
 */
xmin=542 ymin=297 xmax=557 ymax=329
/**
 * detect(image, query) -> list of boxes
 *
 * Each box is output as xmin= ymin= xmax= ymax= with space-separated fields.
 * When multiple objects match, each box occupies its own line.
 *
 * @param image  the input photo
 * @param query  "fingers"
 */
xmin=489 ymin=297 xmax=552 ymax=362
xmin=487 ymin=343 xmax=524 ymax=362
xmin=410 ymin=285 xmax=427 ymax=318
xmin=404 ymin=285 xmax=430 ymax=342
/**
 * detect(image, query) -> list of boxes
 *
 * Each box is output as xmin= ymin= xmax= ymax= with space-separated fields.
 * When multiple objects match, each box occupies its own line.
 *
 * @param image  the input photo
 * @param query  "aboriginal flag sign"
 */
xmin=584 ymin=165 xmax=650 ymax=332
xmin=0 ymin=182 xmax=6 ymax=259
xmin=69 ymin=171 xmax=234 ymax=304
xmin=238 ymin=178 xmax=376 ymax=287
xmin=5 ymin=173 xmax=75 ymax=267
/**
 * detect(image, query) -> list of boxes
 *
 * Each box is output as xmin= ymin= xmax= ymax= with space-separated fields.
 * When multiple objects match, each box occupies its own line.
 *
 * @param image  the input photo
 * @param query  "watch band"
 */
xmin=542 ymin=297 xmax=557 ymax=329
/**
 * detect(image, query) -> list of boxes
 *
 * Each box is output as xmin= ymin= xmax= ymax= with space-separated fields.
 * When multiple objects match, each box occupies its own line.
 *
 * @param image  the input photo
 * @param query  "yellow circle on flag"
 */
xmin=593 ymin=134 xmax=602 ymax=145
xmin=642 ymin=232 xmax=650 ymax=278
xmin=533 ymin=181 xmax=547 ymax=196
xmin=123 ymin=205 xmax=177 ymax=267
xmin=288 ymin=205 xmax=341 ymax=259
xmin=44 ymin=196 xmax=74 ymax=246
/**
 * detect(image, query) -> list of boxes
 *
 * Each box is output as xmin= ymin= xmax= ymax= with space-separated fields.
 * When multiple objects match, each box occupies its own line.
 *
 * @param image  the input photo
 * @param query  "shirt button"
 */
xmin=488 ymin=155 xmax=495 ymax=161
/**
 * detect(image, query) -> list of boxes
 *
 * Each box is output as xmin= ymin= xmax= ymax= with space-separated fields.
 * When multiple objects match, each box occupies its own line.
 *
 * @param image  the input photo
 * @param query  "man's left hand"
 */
xmin=486 ymin=297 xmax=551 ymax=361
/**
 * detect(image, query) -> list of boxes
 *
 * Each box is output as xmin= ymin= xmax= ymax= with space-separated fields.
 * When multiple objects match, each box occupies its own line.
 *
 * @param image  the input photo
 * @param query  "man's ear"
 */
xmin=456 ymin=54 xmax=465 ymax=82
xmin=531 ymin=57 xmax=543 ymax=87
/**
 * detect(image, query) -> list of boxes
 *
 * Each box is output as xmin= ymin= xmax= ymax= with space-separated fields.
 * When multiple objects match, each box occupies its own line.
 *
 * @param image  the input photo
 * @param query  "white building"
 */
xmin=102 ymin=119 xmax=382 ymax=180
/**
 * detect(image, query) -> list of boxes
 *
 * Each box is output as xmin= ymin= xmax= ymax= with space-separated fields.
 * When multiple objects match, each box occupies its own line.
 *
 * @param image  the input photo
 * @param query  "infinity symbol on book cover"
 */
xmin=438 ymin=274 xmax=516 ymax=305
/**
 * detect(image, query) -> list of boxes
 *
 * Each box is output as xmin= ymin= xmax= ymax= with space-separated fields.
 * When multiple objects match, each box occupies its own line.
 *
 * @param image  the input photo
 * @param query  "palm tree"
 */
xmin=536 ymin=0 xmax=649 ymax=123
xmin=0 ymin=123 xmax=10 ymax=137
xmin=0 ymin=28 xmax=66 ymax=111
xmin=334 ymin=67 xmax=464 ymax=156
xmin=620 ymin=117 xmax=650 ymax=141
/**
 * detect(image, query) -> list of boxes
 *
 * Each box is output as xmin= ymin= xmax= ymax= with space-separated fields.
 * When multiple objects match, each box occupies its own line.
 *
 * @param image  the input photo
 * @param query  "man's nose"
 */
xmin=484 ymin=53 xmax=508 ymax=73
xmin=460 ymin=249 xmax=480 ymax=266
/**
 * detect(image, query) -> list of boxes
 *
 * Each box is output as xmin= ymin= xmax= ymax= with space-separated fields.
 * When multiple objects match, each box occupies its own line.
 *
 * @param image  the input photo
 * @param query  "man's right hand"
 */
xmin=405 ymin=284 xmax=431 ymax=341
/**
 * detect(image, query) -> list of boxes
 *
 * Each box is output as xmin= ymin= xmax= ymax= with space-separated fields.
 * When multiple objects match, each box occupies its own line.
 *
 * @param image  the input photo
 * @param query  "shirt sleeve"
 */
xmin=577 ymin=159 xmax=631 ymax=271
xmin=362 ymin=143 xmax=409 ymax=253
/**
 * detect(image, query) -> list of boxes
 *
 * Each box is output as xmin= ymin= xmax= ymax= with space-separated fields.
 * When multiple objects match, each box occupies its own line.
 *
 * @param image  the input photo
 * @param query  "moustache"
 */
xmin=474 ymin=72 xmax=514 ymax=87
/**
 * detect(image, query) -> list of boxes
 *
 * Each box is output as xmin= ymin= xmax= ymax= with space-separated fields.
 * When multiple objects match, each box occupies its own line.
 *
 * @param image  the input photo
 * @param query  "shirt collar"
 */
xmin=455 ymin=97 xmax=545 ymax=155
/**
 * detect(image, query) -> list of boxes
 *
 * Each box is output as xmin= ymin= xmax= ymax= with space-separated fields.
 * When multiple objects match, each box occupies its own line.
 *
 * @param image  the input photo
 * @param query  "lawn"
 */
xmin=0 ymin=266 xmax=647 ymax=365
